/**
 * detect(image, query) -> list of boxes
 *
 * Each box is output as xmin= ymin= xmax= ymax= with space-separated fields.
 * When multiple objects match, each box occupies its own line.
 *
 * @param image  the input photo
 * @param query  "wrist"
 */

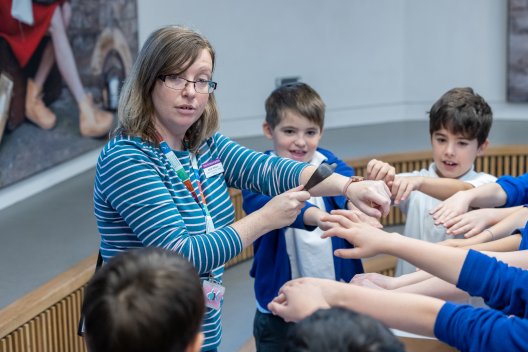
xmin=416 ymin=176 xmax=425 ymax=191
xmin=484 ymin=228 xmax=495 ymax=242
xmin=383 ymin=232 xmax=403 ymax=256
xmin=325 ymin=281 xmax=347 ymax=307
xmin=253 ymin=209 xmax=273 ymax=234
xmin=342 ymin=176 xmax=364 ymax=198
xmin=304 ymin=207 xmax=322 ymax=227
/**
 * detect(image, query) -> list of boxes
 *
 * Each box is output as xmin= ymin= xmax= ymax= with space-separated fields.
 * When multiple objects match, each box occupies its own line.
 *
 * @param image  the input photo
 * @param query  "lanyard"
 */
xmin=157 ymin=138 xmax=215 ymax=233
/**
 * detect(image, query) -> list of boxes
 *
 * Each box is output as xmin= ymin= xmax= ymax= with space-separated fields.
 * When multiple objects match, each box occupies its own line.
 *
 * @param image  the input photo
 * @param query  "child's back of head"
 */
xmin=284 ymin=307 xmax=405 ymax=352
xmin=82 ymin=248 xmax=204 ymax=352
xmin=429 ymin=87 xmax=492 ymax=146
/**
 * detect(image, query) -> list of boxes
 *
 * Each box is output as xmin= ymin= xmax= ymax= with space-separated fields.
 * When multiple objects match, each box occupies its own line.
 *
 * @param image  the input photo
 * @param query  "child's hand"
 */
xmin=366 ymin=159 xmax=396 ymax=187
xmin=268 ymin=278 xmax=332 ymax=322
xmin=346 ymin=180 xmax=391 ymax=218
xmin=341 ymin=205 xmax=384 ymax=228
xmin=430 ymin=191 xmax=472 ymax=225
xmin=350 ymin=273 xmax=394 ymax=290
xmin=443 ymin=208 xmax=500 ymax=238
xmin=320 ymin=214 xmax=396 ymax=258
xmin=350 ymin=277 xmax=385 ymax=290
xmin=390 ymin=176 xmax=424 ymax=205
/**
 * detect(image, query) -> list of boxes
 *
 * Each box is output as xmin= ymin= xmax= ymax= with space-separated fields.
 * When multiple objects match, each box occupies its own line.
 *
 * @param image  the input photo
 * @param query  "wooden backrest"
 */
xmin=0 ymin=254 xmax=97 ymax=352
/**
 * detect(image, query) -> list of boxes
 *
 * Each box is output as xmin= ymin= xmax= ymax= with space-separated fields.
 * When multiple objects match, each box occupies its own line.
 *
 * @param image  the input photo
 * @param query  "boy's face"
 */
xmin=263 ymin=109 xmax=322 ymax=163
xmin=431 ymin=128 xmax=488 ymax=178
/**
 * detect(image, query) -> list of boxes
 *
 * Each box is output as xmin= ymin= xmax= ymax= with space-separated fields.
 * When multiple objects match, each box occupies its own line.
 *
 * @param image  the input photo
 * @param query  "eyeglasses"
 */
xmin=158 ymin=75 xmax=217 ymax=94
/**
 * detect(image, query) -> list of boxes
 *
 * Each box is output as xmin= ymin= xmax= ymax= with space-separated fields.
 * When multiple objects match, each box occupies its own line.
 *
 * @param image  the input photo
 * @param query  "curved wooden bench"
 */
xmin=0 ymin=144 xmax=526 ymax=352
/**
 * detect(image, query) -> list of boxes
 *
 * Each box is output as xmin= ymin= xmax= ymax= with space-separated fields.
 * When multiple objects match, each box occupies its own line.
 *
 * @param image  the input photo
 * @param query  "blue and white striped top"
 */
xmin=94 ymin=132 xmax=306 ymax=351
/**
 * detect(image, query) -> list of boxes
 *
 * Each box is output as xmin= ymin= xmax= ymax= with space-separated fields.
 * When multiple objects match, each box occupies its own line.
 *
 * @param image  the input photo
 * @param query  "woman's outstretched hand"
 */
xmin=260 ymin=185 xmax=311 ymax=231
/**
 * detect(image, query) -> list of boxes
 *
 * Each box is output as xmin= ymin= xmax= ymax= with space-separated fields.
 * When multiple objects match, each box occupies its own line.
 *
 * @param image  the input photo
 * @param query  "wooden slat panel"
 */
xmin=50 ymin=305 xmax=58 ymax=352
xmin=0 ymin=254 xmax=98 ymax=339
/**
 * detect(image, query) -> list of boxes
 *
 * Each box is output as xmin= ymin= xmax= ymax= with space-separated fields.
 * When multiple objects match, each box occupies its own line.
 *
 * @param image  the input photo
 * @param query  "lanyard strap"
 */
xmin=157 ymin=138 xmax=215 ymax=232
xmin=159 ymin=141 xmax=201 ymax=202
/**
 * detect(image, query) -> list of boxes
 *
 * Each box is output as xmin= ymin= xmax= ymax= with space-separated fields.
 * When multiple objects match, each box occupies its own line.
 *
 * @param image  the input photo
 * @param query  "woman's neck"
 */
xmin=155 ymin=122 xmax=185 ymax=151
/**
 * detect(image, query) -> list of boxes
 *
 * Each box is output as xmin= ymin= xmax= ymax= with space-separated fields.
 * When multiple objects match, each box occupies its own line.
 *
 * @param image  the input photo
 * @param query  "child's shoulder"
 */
xmin=316 ymin=147 xmax=341 ymax=161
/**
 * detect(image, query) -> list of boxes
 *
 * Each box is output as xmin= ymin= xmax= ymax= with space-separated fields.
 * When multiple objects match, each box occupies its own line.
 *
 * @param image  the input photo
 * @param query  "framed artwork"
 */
xmin=508 ymin=0 xmax=528 ymax=102
xmin=0 ymin=0 xmax=138 ymax=189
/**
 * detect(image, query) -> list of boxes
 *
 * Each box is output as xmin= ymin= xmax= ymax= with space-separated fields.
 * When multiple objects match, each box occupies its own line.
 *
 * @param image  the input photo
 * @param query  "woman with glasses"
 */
xmin=93 ymin=25 xmax=391 ymax=351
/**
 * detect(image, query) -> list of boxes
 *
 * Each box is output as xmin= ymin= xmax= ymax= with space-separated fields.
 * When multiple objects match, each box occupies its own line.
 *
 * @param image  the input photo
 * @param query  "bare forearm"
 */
xmin=303 ymin=207 xmax=326 ymax=227
xmin=468 ymin=234 xmax=521 ymax=252
xmin=231 ymin=211 xmax=272 ymax=247
xmin=468 ymin=183 xmax=508 ymax=208
xmin=418 ymin=178 xmax=474 ymax=201
xmin=390 ymin=270 xmax=435 ymax=288
xmin=382 ymin=234 xmax=467 ymax=285
xmin=394 ymin=237 xmax=524 ymax=299
xmin=301 ymin=166 xmax=345 ymax=197
xmin=395 ymin=277 xmax=470 ymax=302
xmin=468 ymin=207 xmax=526 ymax=246
xmin=329 ymin=283 xmax=443 ymax=336
xmin=482 ymin=248 xmax=528 ymax=269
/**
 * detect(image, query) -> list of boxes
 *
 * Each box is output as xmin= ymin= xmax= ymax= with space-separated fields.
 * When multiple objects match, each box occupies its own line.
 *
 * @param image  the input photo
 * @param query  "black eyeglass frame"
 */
xmin=158 ymin=75 xmax=217 ymax=94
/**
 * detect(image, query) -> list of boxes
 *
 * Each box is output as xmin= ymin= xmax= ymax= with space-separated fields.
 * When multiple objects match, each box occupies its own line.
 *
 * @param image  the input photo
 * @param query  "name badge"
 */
xmin=203 ymin=280 xmax=225 ymax=310
xmin=203 ymin=158 xmax=224 ymax=178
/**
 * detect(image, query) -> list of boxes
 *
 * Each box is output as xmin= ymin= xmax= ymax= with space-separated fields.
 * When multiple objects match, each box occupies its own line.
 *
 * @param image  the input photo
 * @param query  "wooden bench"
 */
xmin=0 ymin=144 xmax=526 ymax=352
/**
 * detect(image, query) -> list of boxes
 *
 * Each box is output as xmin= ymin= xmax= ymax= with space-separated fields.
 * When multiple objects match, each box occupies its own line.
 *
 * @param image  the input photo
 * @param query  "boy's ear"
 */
xmin=262 ymin=122 xmax=274 ymax=140
xmin=186 ymin=332 xmax=204 ymax=352
xmin=477 ymin=139 xmax=489 ymax=156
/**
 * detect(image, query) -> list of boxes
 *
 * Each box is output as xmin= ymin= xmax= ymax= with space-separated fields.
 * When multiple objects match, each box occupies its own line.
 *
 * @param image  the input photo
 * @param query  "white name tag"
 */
xmin=203 ymin=158 xmax=224 ymax=178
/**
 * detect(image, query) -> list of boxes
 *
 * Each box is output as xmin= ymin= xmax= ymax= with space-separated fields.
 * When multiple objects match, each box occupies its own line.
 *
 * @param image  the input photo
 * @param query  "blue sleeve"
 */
xmin=457 ymin=250 xmax=528 ymax=317
xmin=497 ymin=173 xmax=528 ymax=207
xmin=213 ymin=133 xmax=307 ymax=196
xmin=242 ymin=189 xmax=317 ymax=230
xmin=519 ymin=221 xmax=528 ymax=251
xmin=435 ymin=302 xmax=528 ymax=352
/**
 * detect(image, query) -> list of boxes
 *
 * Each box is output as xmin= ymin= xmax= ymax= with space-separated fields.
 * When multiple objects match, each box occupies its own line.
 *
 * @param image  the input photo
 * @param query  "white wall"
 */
xmin=403 ymin=1 xmax=509 ymax=115
xmin=137 ymin=0 xmax=528 ymax=138
xmin=2 ymin=0 xmax=526 ymax=209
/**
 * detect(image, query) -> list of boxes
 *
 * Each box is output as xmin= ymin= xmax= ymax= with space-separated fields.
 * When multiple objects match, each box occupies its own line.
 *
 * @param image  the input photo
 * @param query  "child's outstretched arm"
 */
xmin=323 ymin=213 xmax=527 ymax=285
xmin=269 ymin=277 xmax=443 ymax=337
xmin=321 ymin=215 xmax=466 ymax=285
xmin=440 ymin=206 xmax=527 ymax=248
xmin=390 ymin=176 xmax=474 ymax=205
xmin=354 ymin=234 xmax=523 ymax=303
xmin=365 ymin=159 xmax=474 ymax=204
xmin=269 ymin=272 xmax=528 ymax=352
xmin=431 ymin=183 xmax=508 ymax=224
xmin=443 ymin=206 xmax=522 ymax=237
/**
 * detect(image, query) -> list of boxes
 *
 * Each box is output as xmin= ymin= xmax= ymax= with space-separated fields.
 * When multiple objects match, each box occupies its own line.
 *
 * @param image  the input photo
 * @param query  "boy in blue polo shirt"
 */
xmin=242 ymin=82 xmax=368 ymax=352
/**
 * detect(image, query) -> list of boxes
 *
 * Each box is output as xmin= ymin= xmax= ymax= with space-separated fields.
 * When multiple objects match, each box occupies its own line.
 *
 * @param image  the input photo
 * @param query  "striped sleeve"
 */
xmin=212 ymin=133 xmax=307 ymax=195
xmin=94 ymin=139 xmax=242 ymax=274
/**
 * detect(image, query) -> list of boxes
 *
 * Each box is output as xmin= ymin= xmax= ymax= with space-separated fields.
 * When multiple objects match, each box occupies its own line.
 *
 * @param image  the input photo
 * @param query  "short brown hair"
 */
xmin=265 ymin=82 xmax=325 ymax=130
xmin=116 ymin=25 xmax=219 ymax=151
xmin=83 ymin=248 xmax=204 ymax=352
xmin=429 ymin=87 xmax=492 ymax=146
